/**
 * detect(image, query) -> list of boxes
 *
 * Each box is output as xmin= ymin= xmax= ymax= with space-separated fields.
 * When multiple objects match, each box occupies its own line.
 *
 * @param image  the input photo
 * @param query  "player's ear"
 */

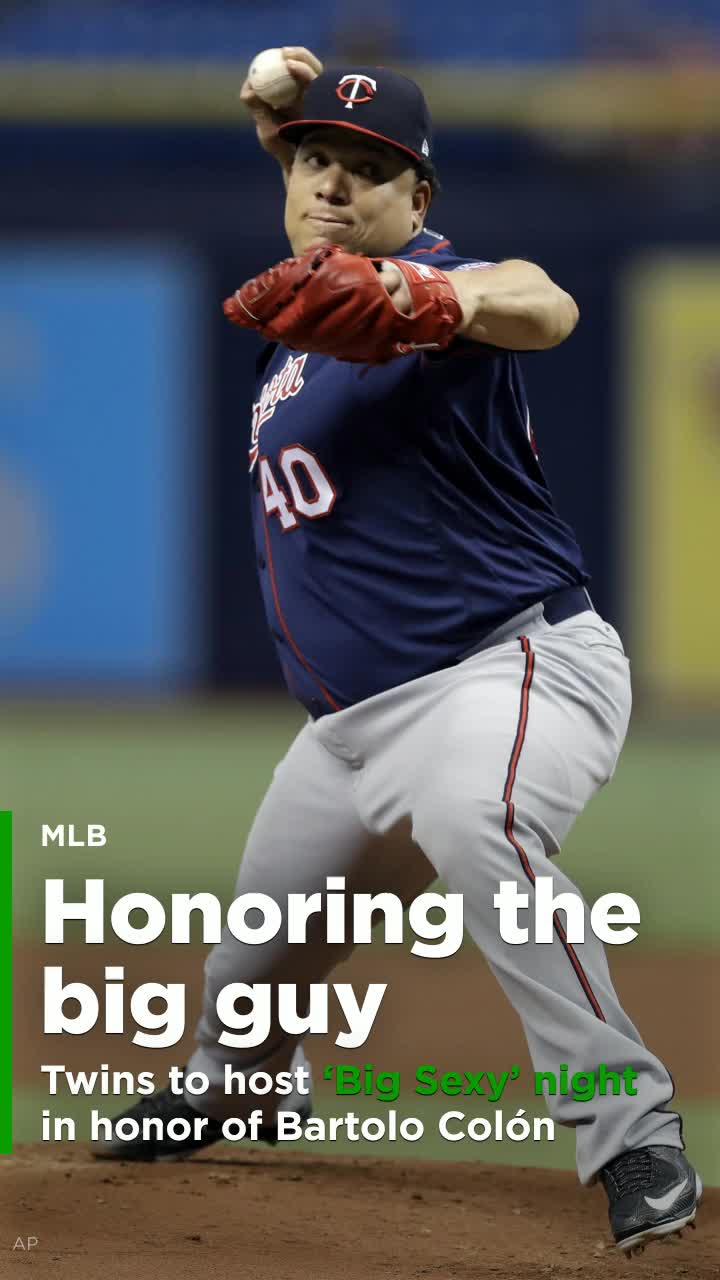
xmin=411 ymin=176 xmax=432 ymax=231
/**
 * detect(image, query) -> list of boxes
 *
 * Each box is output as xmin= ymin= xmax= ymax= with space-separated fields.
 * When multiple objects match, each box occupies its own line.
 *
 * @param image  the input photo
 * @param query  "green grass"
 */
xmin=12 ymin=1086 xmax=720 ymax=1185
xmin=3 ymin=700 xmax=718 ymax=945
xmin=4 ymin=700 xmax=304 ymax=937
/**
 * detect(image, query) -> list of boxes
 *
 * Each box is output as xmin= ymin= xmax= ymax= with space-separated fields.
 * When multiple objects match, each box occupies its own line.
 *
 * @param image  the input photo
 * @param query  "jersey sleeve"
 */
xmin=444 ymin=257 xmax=497 ymax=273
xmin=418 ymin=245 xmax=497 ymax=274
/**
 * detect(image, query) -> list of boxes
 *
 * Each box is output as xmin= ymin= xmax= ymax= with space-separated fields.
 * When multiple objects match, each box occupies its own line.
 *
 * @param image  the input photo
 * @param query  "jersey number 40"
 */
xmin=259 ymin=446 xmax=336 ymax=531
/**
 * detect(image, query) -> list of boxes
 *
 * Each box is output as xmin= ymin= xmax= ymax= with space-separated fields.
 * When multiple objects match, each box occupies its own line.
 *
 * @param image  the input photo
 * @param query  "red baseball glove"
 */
xmin=222 ymin=244 xmax=463 ymax=364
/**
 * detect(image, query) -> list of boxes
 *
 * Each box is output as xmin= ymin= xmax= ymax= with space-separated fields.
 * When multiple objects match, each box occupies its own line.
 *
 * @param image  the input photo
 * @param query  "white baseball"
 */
xmin=248 ymin=48 xmax=298 ymax=109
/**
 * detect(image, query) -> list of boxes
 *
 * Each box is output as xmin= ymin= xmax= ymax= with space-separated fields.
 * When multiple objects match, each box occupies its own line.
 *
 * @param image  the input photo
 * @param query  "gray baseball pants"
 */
xmin=186 ymin=605 xmax=682 ymax=1183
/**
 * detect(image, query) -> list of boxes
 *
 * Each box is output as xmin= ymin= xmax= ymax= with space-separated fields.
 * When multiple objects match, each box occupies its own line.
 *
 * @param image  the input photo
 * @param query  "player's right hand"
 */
xmin=240 ymin=46 xmax=323 ymax=171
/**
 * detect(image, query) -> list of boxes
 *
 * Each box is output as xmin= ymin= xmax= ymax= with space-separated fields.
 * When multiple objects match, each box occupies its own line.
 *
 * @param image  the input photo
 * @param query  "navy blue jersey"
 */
xmin=248 ymin=228 xmax=588 ymax=717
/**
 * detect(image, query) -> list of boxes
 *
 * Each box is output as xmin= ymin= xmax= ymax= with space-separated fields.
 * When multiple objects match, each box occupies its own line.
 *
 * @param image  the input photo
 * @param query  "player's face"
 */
xmin=285 ymin=129 xmax=431 ymax=258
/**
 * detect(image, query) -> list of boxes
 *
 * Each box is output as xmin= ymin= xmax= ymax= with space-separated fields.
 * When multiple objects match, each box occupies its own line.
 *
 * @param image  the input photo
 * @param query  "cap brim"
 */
xmin=277 ymin=119 xmax=429 ymax=169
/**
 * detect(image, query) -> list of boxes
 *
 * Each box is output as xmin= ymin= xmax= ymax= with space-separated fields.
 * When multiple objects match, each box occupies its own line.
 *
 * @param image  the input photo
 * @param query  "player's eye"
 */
xmin=304 ymin=151 xmax=326 ymax=168
xmin=355 ymin=163 xmax=381 ymax=180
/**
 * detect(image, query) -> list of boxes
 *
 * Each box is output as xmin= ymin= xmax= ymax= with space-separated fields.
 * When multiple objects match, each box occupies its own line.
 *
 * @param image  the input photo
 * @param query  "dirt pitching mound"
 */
xmin=3 ymin=1146 xmax=717 ymax=1280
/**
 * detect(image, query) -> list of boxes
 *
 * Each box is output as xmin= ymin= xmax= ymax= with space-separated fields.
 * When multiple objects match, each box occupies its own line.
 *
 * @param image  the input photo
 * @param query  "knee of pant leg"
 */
xmin=412 ymin=786 xmax=501 ymax=880
xmin=201 ymin=928 xmax=279 ymax=995
xmin=202 ymin=923 xmax=357 ymax=1006
xmin=412 ymin=788 xmax=553 ymax=893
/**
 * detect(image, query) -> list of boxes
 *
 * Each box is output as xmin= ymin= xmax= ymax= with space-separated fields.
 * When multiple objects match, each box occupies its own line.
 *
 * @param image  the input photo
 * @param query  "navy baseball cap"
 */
xmin=278 ymin=66 xmax=435 ymax=177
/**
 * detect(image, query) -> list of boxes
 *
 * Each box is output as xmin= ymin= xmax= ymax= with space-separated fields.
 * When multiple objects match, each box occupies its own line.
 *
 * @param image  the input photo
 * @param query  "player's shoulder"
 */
xmin=393 ymin=228 xmax=496 ymax=275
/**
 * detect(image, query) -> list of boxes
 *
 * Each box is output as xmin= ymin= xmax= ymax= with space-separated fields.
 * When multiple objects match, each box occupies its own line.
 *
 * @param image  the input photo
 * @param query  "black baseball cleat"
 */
xmin=92 ymin=1085 xmax=311 ymax=1162
xmin=600 ymin=1145 xmax=702 ymax=1254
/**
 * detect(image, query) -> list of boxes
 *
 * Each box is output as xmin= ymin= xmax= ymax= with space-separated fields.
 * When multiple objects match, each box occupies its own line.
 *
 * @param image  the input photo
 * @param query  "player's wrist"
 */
xmin=444 ymin=270 xmax=482 ymax=337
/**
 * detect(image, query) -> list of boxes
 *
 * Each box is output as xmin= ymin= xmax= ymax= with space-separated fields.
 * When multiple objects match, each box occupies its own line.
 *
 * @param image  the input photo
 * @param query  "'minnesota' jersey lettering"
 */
xmin=249 ymin=228 xmax=588 ymax=716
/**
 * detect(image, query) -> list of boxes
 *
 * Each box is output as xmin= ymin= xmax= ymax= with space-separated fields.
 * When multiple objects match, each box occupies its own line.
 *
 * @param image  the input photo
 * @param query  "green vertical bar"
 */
xmin=0 ymin=811 xmax=11 ymax=1154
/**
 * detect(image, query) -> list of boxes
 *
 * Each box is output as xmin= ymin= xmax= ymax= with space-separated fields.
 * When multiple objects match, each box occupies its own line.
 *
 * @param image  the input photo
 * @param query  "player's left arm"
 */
xmin=448 ymin=260 xmax=578 ymax=350
xmin=380 ymin=258 xmax=578 ymax=351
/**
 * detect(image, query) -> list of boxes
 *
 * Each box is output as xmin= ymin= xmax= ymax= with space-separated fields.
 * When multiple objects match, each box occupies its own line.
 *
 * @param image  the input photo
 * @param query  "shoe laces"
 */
xmin=606 ymin=1148 xmax=654 ymax=1196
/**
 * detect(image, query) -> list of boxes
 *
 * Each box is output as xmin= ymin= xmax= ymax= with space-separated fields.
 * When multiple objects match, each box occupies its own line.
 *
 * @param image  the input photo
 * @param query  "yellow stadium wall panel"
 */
xmin=624 ymin=255 xmax=720 ymax=707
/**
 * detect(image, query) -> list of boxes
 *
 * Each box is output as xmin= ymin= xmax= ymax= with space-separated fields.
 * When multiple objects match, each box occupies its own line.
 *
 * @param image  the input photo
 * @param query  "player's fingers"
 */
xmin=239 ymin=76 xmax=269 ymax=105
xmin=282 ymin=46 xmax=324 ymax=75
xmin=239 ymin=90 xmax=276 ymax=120
xmin=239 ymin=78 xmax=287 ymax=121
xmin=284 ymin=58 xmax=319 ymax=84
xmin=239 ymin=76 xmax=261 ymax=106
xmin=377 ymin=261 xmax=404 ymax=290
xmin=377 ymin=262 xmax=412 ymax=314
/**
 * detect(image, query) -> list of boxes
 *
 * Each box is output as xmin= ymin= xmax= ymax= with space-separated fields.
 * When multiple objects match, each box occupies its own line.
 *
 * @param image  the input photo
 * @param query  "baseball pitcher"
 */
xmin=95 ymin=51 xmax=701 ymax=1256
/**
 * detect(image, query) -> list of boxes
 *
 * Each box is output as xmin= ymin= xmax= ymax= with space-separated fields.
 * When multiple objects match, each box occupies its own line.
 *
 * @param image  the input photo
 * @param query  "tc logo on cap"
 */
xmin=336 ymin=74 xmax=377 ymax=110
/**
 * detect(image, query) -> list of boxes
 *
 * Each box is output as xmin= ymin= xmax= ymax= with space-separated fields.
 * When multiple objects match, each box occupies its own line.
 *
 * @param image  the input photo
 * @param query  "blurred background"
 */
xmin=2 ymin=0 xmax=718 ymax=1171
